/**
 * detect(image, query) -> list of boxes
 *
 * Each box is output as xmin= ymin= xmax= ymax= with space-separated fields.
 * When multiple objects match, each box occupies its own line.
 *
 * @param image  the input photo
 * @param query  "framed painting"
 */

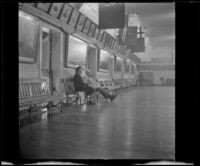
xmin=36 ymin=3 xmax=51 ymax=12
xmin=83 ymin=18 xmax=91 ymax=34
xmin=68 ymin=9 xmax=80 ymax=27
xmin=49 ymin=3 xmax=63 ymax=18
xmin=111 ymin=39 xmax=116 ymax=49
xmin=19 ymin=11 xmax=39 ymax=63
xmin=101 ymin=32 xmax=107 ymax=44
xmin=59 ymin=4 xmax=72 ymax=23
xmin=108 ymin=37 xmax=113 ymax=48
xmin=76 ymin=14 xmax=86 ymax=32
xmin=105 ymin=34 xmax=110 ymax=47
xmin=98 ymin=30 xmax=104 ymax=42
xmin=93 ymin=27 xmax=99 ymax=40
xmin=88 ymin=23 xmax=96 ymax=37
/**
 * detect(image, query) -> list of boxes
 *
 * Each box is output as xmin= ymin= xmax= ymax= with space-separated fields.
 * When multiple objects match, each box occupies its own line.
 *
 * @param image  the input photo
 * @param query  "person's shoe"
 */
xmin=110 ymin=94 xmax=117 ymax=102
xmin=88 ymin=101 xmax=96 ymax=105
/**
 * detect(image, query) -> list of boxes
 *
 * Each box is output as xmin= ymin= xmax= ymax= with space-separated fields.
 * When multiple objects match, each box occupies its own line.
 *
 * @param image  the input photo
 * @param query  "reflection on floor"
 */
xmin=19 ymin=86 xmax=175 ymax=159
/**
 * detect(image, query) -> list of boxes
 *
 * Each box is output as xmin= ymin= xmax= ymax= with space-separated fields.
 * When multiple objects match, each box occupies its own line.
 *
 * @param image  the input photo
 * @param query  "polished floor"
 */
xmin=19 ymin=86 xmax=175 ymax=159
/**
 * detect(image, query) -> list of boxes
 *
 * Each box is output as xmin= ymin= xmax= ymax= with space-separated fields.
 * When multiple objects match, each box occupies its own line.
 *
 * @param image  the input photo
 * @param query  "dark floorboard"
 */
xmin=19 ymin=86 xmax=175 ymax=159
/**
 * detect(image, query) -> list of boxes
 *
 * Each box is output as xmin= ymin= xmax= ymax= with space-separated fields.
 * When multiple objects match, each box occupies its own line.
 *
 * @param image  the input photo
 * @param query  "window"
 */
xmin=19 ymin=11 xmax=39 ymax=63
xmin=98 ymin=50 xmax=110 ymax=72
xmin=65 ymin=35 xmax=87 ymax=68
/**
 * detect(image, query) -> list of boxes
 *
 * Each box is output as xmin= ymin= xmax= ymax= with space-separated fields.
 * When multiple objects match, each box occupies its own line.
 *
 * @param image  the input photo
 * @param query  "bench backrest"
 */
xmin=19 ymin=79 xmax=50 ymax=99
xmin=61 ymin=78 xmax=76 ymax=94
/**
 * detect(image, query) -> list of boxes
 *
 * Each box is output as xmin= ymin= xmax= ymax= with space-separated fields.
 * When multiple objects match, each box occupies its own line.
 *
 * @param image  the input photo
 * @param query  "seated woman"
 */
xmin=73 ymin=66 xmax=117 ymax=104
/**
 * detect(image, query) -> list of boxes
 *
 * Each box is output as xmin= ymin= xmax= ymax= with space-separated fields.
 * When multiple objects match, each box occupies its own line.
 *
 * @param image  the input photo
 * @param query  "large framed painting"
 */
xmin=93 ymin=27 xmax=99 ymax=40
xmin=19 ymin=11 xmax=40 ymax=63
xmin=68 ymin=9 xmax=80 ymax=27
xmin=59 ymin=3 xmax=72 ymax=23
xmin=82 ymin=18 xmax=91 ymax=34
xmin=36 ymin=3 xmax=51 ymax=12
xmin=76 ymin=14 xmax=86 ymax=32
xmin=66 ymin=35 xmax=87 ymax=68
xmin=88 ymin=23 xmax=96 ymax=37
xmin=49 ymin=3 xmax=63 ymax=18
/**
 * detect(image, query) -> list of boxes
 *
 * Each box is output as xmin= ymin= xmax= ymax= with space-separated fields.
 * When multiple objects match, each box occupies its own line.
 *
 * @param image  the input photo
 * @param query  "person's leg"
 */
xmin=95 ymin=88 xmax=117 ymax=101
xmin=84 ymin=86 xmax=96 ymax=104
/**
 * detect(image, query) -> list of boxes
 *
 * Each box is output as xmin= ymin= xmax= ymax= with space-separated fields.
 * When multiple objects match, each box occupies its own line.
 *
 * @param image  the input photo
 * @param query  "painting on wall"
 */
xmin=68 ymin=9 xmax=80 ymax=27
xmin=98 ymin=30 xmax=104 ymax=42
xmin=59 ymin=4 xmax=73 ymax=23
xmin=19 ymin=11 xmax=40 ymax=63
xmin=49 ymin=3 xmax=63 ymax=18
xmin=36 ymin=3 xmax=51 ymax=12
xmin=93 ymin=27 xmax=99 ymax=40
xmin=76 ymin=14 xmax=86 ymax=32
xmin=82 ymin=18 xmax=91 ymax=34
xmin=88 ymin=23 xmax=96 ymax=37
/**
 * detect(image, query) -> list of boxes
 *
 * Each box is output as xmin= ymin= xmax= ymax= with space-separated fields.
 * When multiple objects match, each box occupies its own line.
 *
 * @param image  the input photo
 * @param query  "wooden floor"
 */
xmin=19 ymin=86 xmax=175 ymax=160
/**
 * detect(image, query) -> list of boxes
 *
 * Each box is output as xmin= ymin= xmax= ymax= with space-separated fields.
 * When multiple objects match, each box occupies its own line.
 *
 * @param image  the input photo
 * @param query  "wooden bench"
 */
xmin=19 ymin=79 xmax=64 ymax=125
xmin=61 ymin=78 xmax=99 ymax=105
xmin=112 ymin=79 xmax=126 ymax=89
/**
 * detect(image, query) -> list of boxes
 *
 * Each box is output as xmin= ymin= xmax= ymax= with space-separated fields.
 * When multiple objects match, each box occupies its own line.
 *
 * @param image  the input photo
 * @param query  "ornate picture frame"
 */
xmin=19 ymin=12 xmax=40 ymax=63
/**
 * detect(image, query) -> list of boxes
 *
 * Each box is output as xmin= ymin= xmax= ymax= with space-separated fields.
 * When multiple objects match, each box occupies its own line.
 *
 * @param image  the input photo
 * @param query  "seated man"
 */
xmin=73 ymin=66 xmax=117 ymax=104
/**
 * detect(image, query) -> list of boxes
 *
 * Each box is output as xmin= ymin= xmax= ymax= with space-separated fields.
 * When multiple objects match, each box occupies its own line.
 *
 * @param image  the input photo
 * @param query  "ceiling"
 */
xmin=125 ymin=3 xmax=175 ymax=58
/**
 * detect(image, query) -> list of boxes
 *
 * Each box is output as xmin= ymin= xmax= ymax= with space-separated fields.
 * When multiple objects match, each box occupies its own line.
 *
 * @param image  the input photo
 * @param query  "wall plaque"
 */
xmin=36 ymin=3 xmax=51 ymax=12
xmin=83 ymin=18 xmax=91 ymax=34
xmin=49 ymin=3 xmax=63 ymax=18
xmin=76 ymin=14 xmax=86 ymax=31
xmin=68 ymin=9 xmax=80 ymax=27
xmin=59 ymin=4 xmax=72 ymax=23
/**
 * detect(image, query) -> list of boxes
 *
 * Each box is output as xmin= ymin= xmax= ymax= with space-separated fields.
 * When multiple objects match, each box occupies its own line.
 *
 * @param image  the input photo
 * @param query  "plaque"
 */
xmin=88 ymin=23 xmax=96 ymax=37
xmin=49 ymin=3 xmax=63 ymax=18
xmin=76 ymin=14 xmax=86 ymax=31
xmin=59 ymin=4 xmax=72 ymax=23
xmin=83 ymin=18 xmax=91 ymax=34
xmin=68 ymin=9 xmax=80 ymax=27
xmin=36 ymin=3 xmax=51 ymax=12
xmin=93 ymin=27 xmax=99 ymax=40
